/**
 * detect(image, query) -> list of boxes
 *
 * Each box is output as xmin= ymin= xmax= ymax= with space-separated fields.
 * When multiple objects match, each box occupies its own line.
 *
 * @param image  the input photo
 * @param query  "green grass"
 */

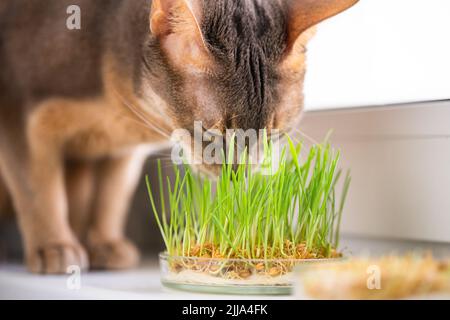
xmin=146 ymin=135 xmax=351 ymax=261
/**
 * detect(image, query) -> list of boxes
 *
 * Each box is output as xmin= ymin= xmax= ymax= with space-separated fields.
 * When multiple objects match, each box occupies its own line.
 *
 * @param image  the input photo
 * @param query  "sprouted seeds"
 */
xmin=147 ymin=135 xmax=351 ymax=280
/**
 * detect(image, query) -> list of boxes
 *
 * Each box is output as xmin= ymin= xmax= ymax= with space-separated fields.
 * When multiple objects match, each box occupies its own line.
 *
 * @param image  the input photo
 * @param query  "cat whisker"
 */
xmin=122 ymin=106 xmax=171 ymax=139
xmin=291 ymin=128 xmax=319 ymax=145
xmin=228 ymin=113 xmax=243 ymax=122
xmin=142 ymin=82 xmax=170 ymax=119
xmin=121 ymin=114 xmax=164 ymax=133
xmin=269 ymin=130 xmax=286 ymax=140
xmin=113 ymin=90 xmax=172 ymax=139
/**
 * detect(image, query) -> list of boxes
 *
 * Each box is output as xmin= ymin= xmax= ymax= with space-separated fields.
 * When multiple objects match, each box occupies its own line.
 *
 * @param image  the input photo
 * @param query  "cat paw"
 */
xmin=87 ymin=238 xmax=140 ymax=270
xmin=26 ymin=242 xmax=89 ymax=274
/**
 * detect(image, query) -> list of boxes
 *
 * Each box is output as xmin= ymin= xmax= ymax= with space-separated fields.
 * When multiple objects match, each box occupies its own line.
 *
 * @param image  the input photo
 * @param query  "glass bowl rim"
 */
xmin=159 ymin=251 xmax=346 ymax=263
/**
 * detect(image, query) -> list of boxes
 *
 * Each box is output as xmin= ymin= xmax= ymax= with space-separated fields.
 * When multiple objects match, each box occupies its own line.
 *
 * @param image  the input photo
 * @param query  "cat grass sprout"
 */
xmin=147 ymin=136 xmax=351 ymax=280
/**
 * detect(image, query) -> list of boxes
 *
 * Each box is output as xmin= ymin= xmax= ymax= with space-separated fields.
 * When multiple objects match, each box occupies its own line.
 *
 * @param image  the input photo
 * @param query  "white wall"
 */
xmin=300 ymin=101 xmax=450 ymax=243
xmin=304 ymin=0 xmax=450 ymax=110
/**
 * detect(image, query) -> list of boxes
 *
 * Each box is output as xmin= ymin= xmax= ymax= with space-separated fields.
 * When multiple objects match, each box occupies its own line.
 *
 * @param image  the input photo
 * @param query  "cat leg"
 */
xmin=66 ymin=160 xmax=95 ymax=241
xmin=87 ymin=148 xmax=148 ymax=270
xmin=0 ymin=100 xmax=91 ymax=274
xmin=0 ymin=172 xmax=11 ymax=219
xmin=0 ymin=140 xmax=88 ymax=274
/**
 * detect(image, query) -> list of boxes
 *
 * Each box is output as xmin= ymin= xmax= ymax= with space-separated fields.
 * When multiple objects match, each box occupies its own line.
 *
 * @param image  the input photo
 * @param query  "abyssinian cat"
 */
xmin=0 ymin=0 xmax=358 ymax=274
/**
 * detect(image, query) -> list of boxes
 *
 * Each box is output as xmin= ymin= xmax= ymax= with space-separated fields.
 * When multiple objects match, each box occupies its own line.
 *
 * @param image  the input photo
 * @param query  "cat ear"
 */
xmin=285 ymin=0 xmax=359 ymax=48
xmin=150 ymin=0 xmax=211 ymax=72
xmin=150 ymin=0 xmax=202 ymax=38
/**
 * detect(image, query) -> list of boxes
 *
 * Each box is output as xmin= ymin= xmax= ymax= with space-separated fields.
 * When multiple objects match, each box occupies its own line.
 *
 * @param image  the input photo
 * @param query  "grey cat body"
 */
xmin=0 ymin=0 xmax=146 ymax=108
xmin=0 ymin=0 xmax=358 ymax=273
xmin=1 ymin=0 xmax=287 ymax=129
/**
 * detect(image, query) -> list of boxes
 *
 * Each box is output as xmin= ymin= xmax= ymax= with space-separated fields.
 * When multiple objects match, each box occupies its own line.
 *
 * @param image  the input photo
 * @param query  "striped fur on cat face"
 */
xmin=142 ymin=0 xmax=358 ymax=172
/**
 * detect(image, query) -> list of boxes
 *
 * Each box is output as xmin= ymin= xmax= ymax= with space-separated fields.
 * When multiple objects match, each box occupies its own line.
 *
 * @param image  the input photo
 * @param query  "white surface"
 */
xmin=300 ymin=101 xmax=450 ymax=243
xmin=0 ymin=262 xmax=288 ymax=300
xmin=1 ymin=236 xmax=449 ymax=300
xmin=304 ymin=0 xmax=450 ymax=109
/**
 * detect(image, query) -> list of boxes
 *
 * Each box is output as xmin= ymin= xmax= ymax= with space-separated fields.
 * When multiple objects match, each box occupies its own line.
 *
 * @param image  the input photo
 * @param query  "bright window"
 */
xmin=304 ymin=0 xmax=450 ymax=110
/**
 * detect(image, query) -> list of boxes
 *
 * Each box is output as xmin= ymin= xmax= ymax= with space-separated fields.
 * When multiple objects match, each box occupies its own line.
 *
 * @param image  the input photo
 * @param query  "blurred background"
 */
xmin=304 ymin=0 xmax=450 ymax=109
xmin=1 ymin=0 xmax=450 ymax=263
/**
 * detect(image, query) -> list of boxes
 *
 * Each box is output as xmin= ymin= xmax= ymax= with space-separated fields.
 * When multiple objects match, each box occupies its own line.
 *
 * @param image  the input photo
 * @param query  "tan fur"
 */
xmin=0 ymin=175 xmax=11 ymax=219
xmin=28 ymin=62 xmax=168 ymax=161
xmin=151 ymin=0 xmax=214 ymax=75
xmin=66 ymin=161 xmax=95 ymax=239
xmin=278 ymin=27 xmax=316 ymax=76
xmin=0 ymin=0 xmax=358 ymax=274
xmin=0 ymin=52 xmax=171 ymax=273
xmin=271 ymin=28 xmax=316 ymax=132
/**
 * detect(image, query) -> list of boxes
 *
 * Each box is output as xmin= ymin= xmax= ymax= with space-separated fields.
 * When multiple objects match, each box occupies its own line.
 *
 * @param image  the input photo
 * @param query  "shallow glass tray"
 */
xmin=159 ymin=252 xmax=341 ymax=295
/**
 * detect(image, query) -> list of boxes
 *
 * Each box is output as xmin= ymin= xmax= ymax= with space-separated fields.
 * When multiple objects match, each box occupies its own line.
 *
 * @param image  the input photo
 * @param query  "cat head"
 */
xmin=141 ymin=0 xmax=358 ymax=174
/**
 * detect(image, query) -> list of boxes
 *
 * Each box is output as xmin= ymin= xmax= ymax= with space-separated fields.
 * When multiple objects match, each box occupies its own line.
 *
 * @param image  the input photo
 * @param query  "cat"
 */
xmin=0 ymin=0 xmax=358 ymax=274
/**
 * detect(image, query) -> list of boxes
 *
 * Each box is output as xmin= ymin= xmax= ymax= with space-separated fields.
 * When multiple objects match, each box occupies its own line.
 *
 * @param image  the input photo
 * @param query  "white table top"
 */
xmin=0 ymin=262 xmax=291 ymax=300
xmin=1 ymin=236 xmax=449 ymax=300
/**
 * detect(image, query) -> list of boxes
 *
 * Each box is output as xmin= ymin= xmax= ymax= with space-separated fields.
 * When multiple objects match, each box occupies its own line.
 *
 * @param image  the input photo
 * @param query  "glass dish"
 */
xmin=159 ymin=252 xmax=342 ymax=295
